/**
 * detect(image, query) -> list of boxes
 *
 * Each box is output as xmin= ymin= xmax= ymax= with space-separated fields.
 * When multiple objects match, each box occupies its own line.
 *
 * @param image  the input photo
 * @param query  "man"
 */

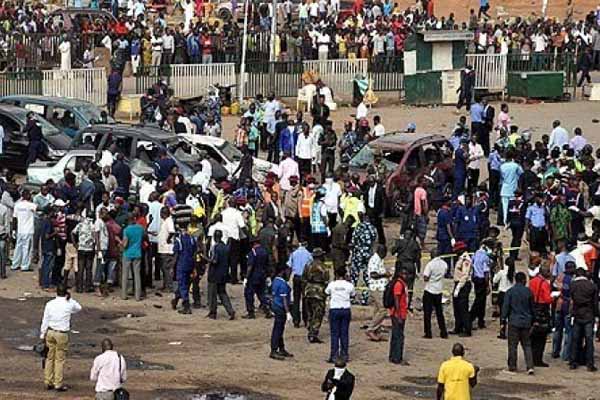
xmin=470 ymin=240 xmax=491 ymax=330
xmin=502 ymin=271 xmax=535 ymax=374
xmin=287 ymin=240 xmax=312 ymax=328
xmin=243 ymin=237 xmax=270 ymax=319
xmin=121 ymin=213 xmax=144 ymax=301
xmin=423 ymin=248 xmax=448 ymax=339
xmin=206 ymin=230 xmax=235 ymax=320
xmin=528 ymin=265 xmax=552 ymax=368
xmin=172 ymin=221 xmax=198 ymax=315
xmin=11 ymin=189 xmax=37 ymax=272
xmin=436 ymin=198 xmax=455 ymax=264
xmin=467 ymin=133 xmax=485 ymax=192
xmin=552 ymin=260 xmax=575 ymax=361
xmin=25 ymin=112 xmax=44 ymax=166
xmin=33 ymin=185 xmax=55 ymax=264
xmin=526 ymin=193 xmax=549 ymax=256
xmin=456 ymin=65 xmax=474 ymax=111
xmin=350 ymin=213 xmax=378 ymax=305
xmin=302 ymin=247 xmax=329 ymax=343
xmin=283 ymin=175 xmax=302 ymax=240
xmin=569 ymin=267 xmax=598 ymax=371
xmin=90 ymin=339 xmax=127 ymax=400
xmin=453 ymin=140 xmax=468 ymax=198
xmin=548 ymin=120 xmax=569 ymax=150
xmin=451 ymin=243 xmax=472 ymax=337
xmin=221 ymin=198 xmax=246 ymax=285
xmin=506 ymin=189 xmax=526 ymax=259
xmin=436 ymin=343 xmax=479 ymax=400
xmin=40 ymin=284 xmax=82 ymax=391
xmin=413 ymin=177 xmax=428 ymax=247
xmin=279 ymin=153 xmax=300 ymax=193
xmin=321 ymin=357 xmax=355 ymax=400
xmin=319 ymin=125 xmax=337 ymax=181
xmin=296 ymin=127 xmax=314 ymax=177
xmin=107 ymin=68 xmax=122 ymax=118
xmin=157 ymin=207 xmax=176 ymax=292
xmin=270 ymin=264 xmax=294 ymax=361
xmin=366 ymin=244 xmax=389 ymax=341
xmin=388 ymin=267 xmax=409 ymax=365
xmin=0 ymin=199 xmax=9 ymax=279
xmin=392 ymin=229 xmax=421 ymax=310
xmin=500 ymin=150 xmax=523 ymax=225
xmin=364 ymin=174 xmax=386 ymax=245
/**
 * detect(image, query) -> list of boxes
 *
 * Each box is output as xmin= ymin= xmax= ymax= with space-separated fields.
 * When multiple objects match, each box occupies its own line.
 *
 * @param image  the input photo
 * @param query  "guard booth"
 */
xmin=403 ymin=30 xmax=474 ymax=105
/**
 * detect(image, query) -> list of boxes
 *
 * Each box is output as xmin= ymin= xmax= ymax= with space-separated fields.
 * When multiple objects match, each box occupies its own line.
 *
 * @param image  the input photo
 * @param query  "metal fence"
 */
xmin=368 ymin=56 xmax=404 ymax=92
xmin=0 ymin=70 xmax=43 ymax=97
xmin=303 ymin=58 xmax=369 ymax=99
xmin=465 ymin=53 xmax=507 ymax=92
xmin=240 ymin=61 xmax=303 ymax=98
xmin=171 ymin=63 xmax=237 ymax=98
xmin=506 ymin=52 xmax=577 ymax=85
xmin=42 ymin=68 xmax=107 ymax=106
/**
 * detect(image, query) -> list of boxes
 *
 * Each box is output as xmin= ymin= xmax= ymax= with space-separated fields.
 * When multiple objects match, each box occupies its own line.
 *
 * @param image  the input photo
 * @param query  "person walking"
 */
xmin=470 ymin=240 xmax=491 ymax=330
xmin=0 ymin=200 xmax=9 ymax=279
xmin=501 ymin=272 xmax=535 ymax=375
xmin=270 ymin=265 xmax=294 ymax=361
xmin=422 ymin=248 xmax=448 ymax=339
xmin=552 ymin=260 xmax=574 ymax=360
xmin=321 ymin=357 xmax=355 ymax=400
xmin=350 ymin=213 xmax=378 ymax=305
xmin=494 ymin=257 xmax=515 ymax=339
xmin=451 ymin=243 xmax=473 ymax=337
xmin=11 ymin=189 xmax=37 ymax=272
xmin=242 ymin=237 xmax=271 ymax=319
xmin=90 ymin=338 xmax=127 ymax=400
xmin=172 ymin=222 xmax=198 ymax=315
xmin=121 ymin=213 xmax=144 ymax=301
xmin=366 ymin=244 xmax=389 ymax=341
xmin=569 ymin=267 xmax=598 ymax=371
xmin=288 ymin=240 xmax=312 ymax=328
xmin=157 ymin=206 xmax=176 ymax=292
xmin=388 ymin=267 xmax=409 ymax=365
xmin=40 ymin=284 xmax=82 ymax=391
xmin=302 ymin=247 xmax=330 ymax=343
xmin=206 ymin=230 xmax=236 ymax=320
xmin=436 ymin=343 xmax=479 ymax=400
xmin=529 ymin=265 xmax=552 ymax=368
xmin=325 ymin=267 xmax=355 ymax=363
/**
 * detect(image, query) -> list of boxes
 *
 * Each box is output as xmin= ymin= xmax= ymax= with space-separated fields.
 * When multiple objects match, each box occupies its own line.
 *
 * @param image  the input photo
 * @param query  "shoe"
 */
xmin=422 ymin=334 xmax=433 ymax=339
xmin=527 ymin=369 xmax=534 ymax=375
xmin=458 ymin=333 xmax=472 ymax=337
xmin=269 ymin=352 xmax=285 ymax=361
xmin=447 ymin=330 xmax=460 ymax=335
xmin=242 ymin=313 xmax=256 ymax=319
xmin=440 ymin=334 xmax=449 ymax=339
xmin=569 ymin=364 xmax=577 ymax=370
xmin=264 ymin=311 xmax=272 ymax=319
xmin=278 ymin=349 xmax=294 ymax=358
xmin=55 ymin=386 xmax=69 ymax=392
xmin=46 ymin=384 xmax=54 ymax=390
xmin=551 ymin=353 xmax=560 ymax=359
xmin=478 ymin=323 xmax=486 ymax=330
xmin=326 ymin=358 xmax=335 ymax=363
xmin=535 ymin=362 xmax=549 ymax=368
xmin=497 ymin=334 xmax=507 ymax=340
xmin=171 ymin=298 xmax=178 ymax=310
xmin=192 ymin=303 xmax=203 ymax=309
xmin=229 ymin=312 xmax=236 ymax=320
xmin=206 ymin=313 xmax=216 ymax=320
xmin=390 ymin=360 xmax=410 ymax=366
xmin=588 ymin=365 xmax=598 ymax=372
xmin=178 ymin=308 xmax=192 ymax=314
xmin=21 ymin=269 xmax=33 ymax=272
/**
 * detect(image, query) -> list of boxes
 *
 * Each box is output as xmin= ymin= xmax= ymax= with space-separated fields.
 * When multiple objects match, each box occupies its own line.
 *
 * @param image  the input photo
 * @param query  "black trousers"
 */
xmin=368 ymin=213 xmax=386 ymax=245
xmin=298 ymin=158 xmax=311 ymax=177
xmin=228 ymin=239 xmax=241 ymax=283
xmin=207 ymin=282 xmax=234 ymax=317
xmin=239 ymin=238 xmax=250 ymax=279
xmin=529 ymin=227 xmax=548 ymax=256
xmin=531 ymin=331 xmax=548 ymax=366
xmin=292 ymin=275 xmax=307 ymax=326
xmin=507 ymin=325 xmax=534 ymax=370
xmin=271 ymin=307 xmax=287 ymax=353
xmin=452 ymin=281 xmax=472 ymax=335
xmin=489 ymin=169 xmax=500 ymax=208
xmin=467 ymin=168 xmax=480 ymax=193
xmin=320 ymin=151 xmax=335 ymax=181
xmin=470 ymin=277 xmax=488 ymax=328
xmin=423 ymin=291 xmax=447 ymax=337
xmin=510 ymin=227 xmax=524 ymax=259
xmin=76 ymin=250 xmax=95 ymax=292
xmin=191 ymin=264 xmax=203 ymax=306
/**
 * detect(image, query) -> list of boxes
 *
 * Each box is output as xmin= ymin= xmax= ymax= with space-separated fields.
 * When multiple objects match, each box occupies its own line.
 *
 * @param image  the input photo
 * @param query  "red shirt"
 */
xmin=389 ymin=278 xmax=408 ymax=319
xmin=529 ymin=275 xmax=552 ymax=305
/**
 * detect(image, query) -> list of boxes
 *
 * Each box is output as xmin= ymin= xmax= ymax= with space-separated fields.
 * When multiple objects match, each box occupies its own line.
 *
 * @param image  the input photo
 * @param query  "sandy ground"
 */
xmin=2 ymin=99 xmax=600 ymax=400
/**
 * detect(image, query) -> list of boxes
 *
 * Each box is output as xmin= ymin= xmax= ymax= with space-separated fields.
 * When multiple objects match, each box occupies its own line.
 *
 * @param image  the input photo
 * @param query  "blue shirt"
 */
xmin=454 ymin=205 xmax=478 ymax=239
xmin=500 ymin=161 xmax=523 ymax=197
xmin=287 ymin=246 xmax=313 ymax=277
xmin=436 ymin=207 xmax=452 ymax=241
xmin=553 ymin=251 xmax=575 ymax=277
xmin=454 ymin=148 xmax=467 ymax=175
xmin=488 ymin=151 xmax=503 ymax=171
xmin=271 ymin=276 xmax=291 ymax=311
xmin=471 ymin=249 xmax=490 ymax=278
xmin=123 ymin=224 xmax=144 ymax=259
xmin=174 ymin=233 xmax=196 ymax=271
xmin=470 ymin=102 xmax=484 ymax=123
xmin=247 ymin=245 xmax=268 ymax=282
xmin=41 ymin=218 xmax=55 ymax=253
xmin=525 ymin=203 xmax=546 ymax=228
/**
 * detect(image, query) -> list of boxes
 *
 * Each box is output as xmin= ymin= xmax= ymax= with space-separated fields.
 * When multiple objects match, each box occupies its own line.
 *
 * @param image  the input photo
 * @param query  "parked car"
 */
xmin=0 ymin=104 xmax=71 ymax=172
xmin=27 ymin=149 xmax=154 ymax=189
xmin=74 ymin=124 xmax=228 ymax=181
xmin=0 ymin=95 xmax=114 ymax=138
xmin=349 ymin=132 xmax=453 ymax=214
xmin=49 ymin=8 xmax=116 ymax=26
xmin=178 ymin=133 xmax=277 ymax=183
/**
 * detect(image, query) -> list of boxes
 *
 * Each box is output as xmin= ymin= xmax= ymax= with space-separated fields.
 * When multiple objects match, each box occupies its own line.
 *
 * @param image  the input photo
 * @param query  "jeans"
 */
xmin=11 ymin=233 xmax=33 ymax=271
xmin=121 ymin=257 xmax=142 ymax=301
xmin=94 ymin=251 xmax=113 ymax=286
xmin=571 ymin=320 xmax=595 ymax=367
xmin=507 ymin=324 xmax=534 ymax=370
xmin=271 ymin=307 xmax=286 ymax=353
xmin=552 ymin=312 xmax=572 ymax=361
xmin=423 ymin=291 xmax=447 ymax=337
xmin=0 ymin=238 xmax=6 ymax=278
xmin=389 ymin=316 xmax=406 ymax=362
xmin=329 ymin=308 xmax=351 ymax=361
xmin=41 ymin=252 xmax=55 ymax=289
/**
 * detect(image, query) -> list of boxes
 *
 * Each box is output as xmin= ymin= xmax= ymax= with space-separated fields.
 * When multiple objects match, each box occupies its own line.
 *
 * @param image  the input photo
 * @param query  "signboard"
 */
xmin=422 ymin=31 xmax=474 ymax=42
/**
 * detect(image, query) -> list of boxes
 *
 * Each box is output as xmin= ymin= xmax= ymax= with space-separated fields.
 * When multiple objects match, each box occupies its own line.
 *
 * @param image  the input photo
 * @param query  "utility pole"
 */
xmin=269 ymin=0 xmax=277 ymax=62
xmin=239 ymin=0 xmax=250 ymax=103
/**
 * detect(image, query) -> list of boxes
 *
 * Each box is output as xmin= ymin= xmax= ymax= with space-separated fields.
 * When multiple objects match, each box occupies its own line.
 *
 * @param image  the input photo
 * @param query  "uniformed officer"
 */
xmin=391 ymin=229 xmax=421 ymax=311
xmin=172 ymin=221 xmax=198 ymax=315
xmin=436 ymin=198 xmax=455 ymax=265
xmin=454 ymin=194 xmax=480 ymax=252
xmin=302 ymin=247 xmax=330 ymax=343
xmin=506 ymin=189 xmax=526 ymax=260
xmin=330 ymin=215 xmax=354 ymax=270
xmin=368 ymin=150 xmax=388 ymax=181
xmin=243 ymin=237 xmax=271 ymax=319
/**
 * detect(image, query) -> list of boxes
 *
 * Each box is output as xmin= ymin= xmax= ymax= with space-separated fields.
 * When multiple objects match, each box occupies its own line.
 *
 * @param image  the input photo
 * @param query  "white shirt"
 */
xmin=549 ymin=126 xmax=569 ymax=150
xmin=374 ymin=123 xmax=385 ymax=138
xmin=423 ymin=257 xmax=447 ymax=295
xmin=309 ymin=2 xmax=319 ymax=17
xmin=368 ymin=184 xmax=377 ymax=208
xmin=323 ymin=179 xmax=342 ymax=214
xmin=221 ymin=207 xmax=245 ymax=240
xmin=147 ymin=201 xmax=162 ymax=243
xmin=356 ymin=102 xmax=368 ymax=120
xmin=325 ymin=279 xmax=355 ymax=309
xmin=367 ymin=253 xmax=387 ymax=291
xmin=158 ymin=217 xmax=175 ymax=254
xmin=207 ymin=221 xmax=233 ymax=247
xmin=318 ymin=32 xmax=330 ymax=53
xmin=191 ymin=171 xmax=210 ymax=193
xmin=296 ymin=134 xmax=314 ymax=160
xmin=90 ymin=350 xmax=127 ymax=393
xmin=162 ymin=34 xmax=174 ymax=50
xmin=138 ymin=180 xmax=156 ymax=205
xmin=201 ymin=159 xmax=212 ymax=179
xmin=40 ymin=296 xmax=82 ymax=338
xmin=94 ymin=218 xmax=109 ymax=251
xmin=279 ymin=157 xmax=300 ymax=191
xmin=59 ymin=40 xmax=71 ymax=71
xmin=468 ymin=142 xmax=484 ymax=170
xmin=13 ymin=199 xmax=37 ymax=235
xmin=492 ymin=267 xmax=514 ymax=293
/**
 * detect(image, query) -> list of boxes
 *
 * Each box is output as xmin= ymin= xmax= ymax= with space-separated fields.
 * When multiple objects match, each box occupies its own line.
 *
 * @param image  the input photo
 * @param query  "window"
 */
xmin=349 ymin=145 xmax=402 ymax=171
xmin=0 ymin=115 xmax=22 ymax=135
xmin=49 ymin=107 xmax=79 ymax=130
xmin=66 ymin=155 xmax=94 ymax=172
xmin=404 ymin=148 xmax=422 ymax=172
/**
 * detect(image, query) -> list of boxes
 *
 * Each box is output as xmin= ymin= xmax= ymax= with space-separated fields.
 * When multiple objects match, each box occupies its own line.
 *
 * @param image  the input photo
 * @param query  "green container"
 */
xmin=405 ymin=71 xmax=442 ymax=105
xmin=507 ymin=71 xmax=564 ymax=99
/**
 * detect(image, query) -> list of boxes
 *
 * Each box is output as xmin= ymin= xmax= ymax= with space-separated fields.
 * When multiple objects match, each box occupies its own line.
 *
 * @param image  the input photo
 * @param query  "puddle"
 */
xmin=152 ymin=389 xmax=280 ymax=400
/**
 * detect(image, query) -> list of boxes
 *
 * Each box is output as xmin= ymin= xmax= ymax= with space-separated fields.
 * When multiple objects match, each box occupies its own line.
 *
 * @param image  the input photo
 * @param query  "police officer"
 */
xmin=436 ymin=198 xmax=455 ymax=265
xmin=302 ymin=247 xmax=330 ymax=343
xmin=318 ymin=123 xmax=337 ymax=182
xmin=369 ymin=150 xmax=388 ymax=181
xmin=454 ymin=194 xmax=480 ymax=252
xmin=391 ymin=229 xmax=421 ymax=311
xmin=506 ymin=189 xmax=526 ymax=260
xmin=172 ymin=221 xmax=198 ymax=315
xmin=243 ymin=237 xmax=271 ymax=319
xmin=25 ymin=111 xmax=44 ymax=166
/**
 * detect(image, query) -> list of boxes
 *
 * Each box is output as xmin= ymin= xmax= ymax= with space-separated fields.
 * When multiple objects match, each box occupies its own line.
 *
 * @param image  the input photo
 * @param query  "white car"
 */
xmin=178 ymin=134 xmax=277 ymax=183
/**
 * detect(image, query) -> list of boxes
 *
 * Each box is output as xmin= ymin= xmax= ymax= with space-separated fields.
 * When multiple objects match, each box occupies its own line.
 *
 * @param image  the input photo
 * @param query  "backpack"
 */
xmin=382 ymin=279 xmax=399 ymax=309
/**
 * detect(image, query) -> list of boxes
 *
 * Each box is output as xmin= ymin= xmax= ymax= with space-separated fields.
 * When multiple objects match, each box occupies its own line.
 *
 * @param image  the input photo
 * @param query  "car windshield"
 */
xmin=33 ymin=114 xmax=61 ymax=137
xmin=161 ymin=136 xmax=199 ymax=161
xmin=76 ymin=105 xmax=115 ymax=124
xmin=349 ymin=144 xmax=402 ymax=170
xmin=218 ymin=140 xmax=242 ymax=162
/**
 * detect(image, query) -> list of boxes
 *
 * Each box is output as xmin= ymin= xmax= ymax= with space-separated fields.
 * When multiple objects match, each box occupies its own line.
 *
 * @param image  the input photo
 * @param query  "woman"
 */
xmin=325 ymin=267 xmax=355 ymax=363
xmin=496 ymin=103 xmax=511 ymax=132
xmin=494 ymin=257 xmax=515 ymax=339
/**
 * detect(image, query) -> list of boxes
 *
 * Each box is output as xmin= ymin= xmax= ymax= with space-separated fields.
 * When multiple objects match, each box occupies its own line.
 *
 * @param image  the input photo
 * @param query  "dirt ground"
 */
xmin=3 ymin=99 xmax=600 ymax=400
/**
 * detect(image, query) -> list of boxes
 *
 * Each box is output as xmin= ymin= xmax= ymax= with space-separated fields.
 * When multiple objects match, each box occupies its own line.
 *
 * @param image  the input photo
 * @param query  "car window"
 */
xmin=217 ymin=141 xmax=242 ymax=162
xmin=0 ymin=114 xmax=22 ymax=135
xmin=114 ymin=136 xmax=134 ymax=158
xmin=136 ymin=140 xmax=160 ymax=164
xmin=24 ymin=103 xmax=46 ymax=116
xmin=49 ymin=107 xmax=79 ymax=130
xmin=66 ymin=155 xmax=94 ymax=172
xmin=349 ymin=145 xmax=401 ymax=171
xmin=404 ymin=148 xmax=422 ymax=172
xmin=197 ymin=143 xmax=223 ymax=163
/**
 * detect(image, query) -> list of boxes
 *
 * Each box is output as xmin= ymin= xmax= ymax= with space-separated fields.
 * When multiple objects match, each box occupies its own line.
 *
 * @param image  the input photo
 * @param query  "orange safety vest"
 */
xmin=299 ymin=187 xmax=314 ymax=218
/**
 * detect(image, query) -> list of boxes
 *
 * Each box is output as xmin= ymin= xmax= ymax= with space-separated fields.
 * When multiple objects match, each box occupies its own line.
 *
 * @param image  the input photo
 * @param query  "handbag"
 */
xmin=113 ymin=353 xmax=130 ymax=400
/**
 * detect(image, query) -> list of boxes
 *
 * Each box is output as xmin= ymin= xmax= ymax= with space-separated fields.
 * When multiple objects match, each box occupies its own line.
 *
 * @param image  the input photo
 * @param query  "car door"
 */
xmin=0 ymin=113 xmax=27 ymax=168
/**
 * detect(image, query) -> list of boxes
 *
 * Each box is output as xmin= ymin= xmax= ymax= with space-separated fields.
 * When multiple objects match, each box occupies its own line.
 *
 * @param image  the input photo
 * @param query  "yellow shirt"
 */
xmin=437 ymin=356 xmax=475 ymax=400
